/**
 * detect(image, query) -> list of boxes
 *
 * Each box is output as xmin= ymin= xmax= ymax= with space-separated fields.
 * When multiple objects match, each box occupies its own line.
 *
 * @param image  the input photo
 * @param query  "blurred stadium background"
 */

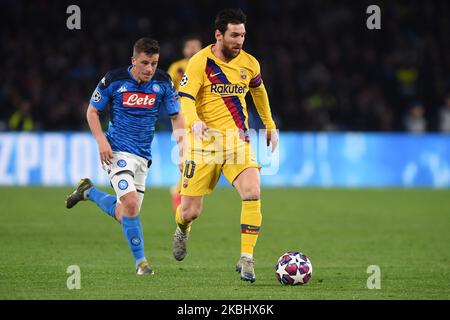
xmin=0 ymin=0 xmax=449 ymax=300
xmin=1 ymin=0 xmax=450 ymax=188
xmin=2 ymin=0 xmax=450 ymax=132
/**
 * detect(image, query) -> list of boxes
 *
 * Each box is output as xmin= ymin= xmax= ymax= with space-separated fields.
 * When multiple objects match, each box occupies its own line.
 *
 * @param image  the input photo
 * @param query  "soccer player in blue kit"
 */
xmin=65 ymin=38 xmax=184 ymax=275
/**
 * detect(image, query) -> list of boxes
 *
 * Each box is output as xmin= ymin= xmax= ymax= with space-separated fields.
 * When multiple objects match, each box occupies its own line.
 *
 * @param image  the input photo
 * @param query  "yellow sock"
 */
xmin=175 ymin=205 xmax=191 ymax=234
xmin=240 ymin=199 xmax=262 ymax=256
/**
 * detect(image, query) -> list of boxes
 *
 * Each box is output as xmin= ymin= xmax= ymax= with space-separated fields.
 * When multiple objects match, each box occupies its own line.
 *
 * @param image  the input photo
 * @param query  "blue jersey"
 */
xmin=89 ymin=66 xmax=179 ymax=160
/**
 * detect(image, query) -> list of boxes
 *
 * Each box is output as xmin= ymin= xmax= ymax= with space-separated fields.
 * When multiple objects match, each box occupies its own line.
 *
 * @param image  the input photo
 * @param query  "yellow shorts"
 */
xmin=180 ymin=131 xmax=261 ymax=196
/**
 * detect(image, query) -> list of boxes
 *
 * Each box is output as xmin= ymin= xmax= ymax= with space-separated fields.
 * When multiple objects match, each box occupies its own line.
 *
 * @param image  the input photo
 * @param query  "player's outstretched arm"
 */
xmin=86 ymin=104 xmax=113 ymax=165
xmin=249 ymin=85 xmax=278 ymax=152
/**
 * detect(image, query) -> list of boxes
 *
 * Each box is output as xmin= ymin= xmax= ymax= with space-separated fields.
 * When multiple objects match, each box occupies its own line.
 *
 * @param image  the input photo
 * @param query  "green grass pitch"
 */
xmin=0 ymin=187 xmax=449 ymax=299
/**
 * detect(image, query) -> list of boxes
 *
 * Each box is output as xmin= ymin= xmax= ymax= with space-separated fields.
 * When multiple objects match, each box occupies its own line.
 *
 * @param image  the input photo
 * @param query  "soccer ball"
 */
xmin=275 ymin=251 xmax=312 ymax=285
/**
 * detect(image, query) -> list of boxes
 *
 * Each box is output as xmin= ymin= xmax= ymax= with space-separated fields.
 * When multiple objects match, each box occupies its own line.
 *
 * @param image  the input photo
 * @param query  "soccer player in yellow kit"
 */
xmin=168 ymin=35 xmax=203 ymax=92
xmin=167 ymin=35 xmax=203 ymax=212
xmin=173 ymin=8 xmax=278 ymax=283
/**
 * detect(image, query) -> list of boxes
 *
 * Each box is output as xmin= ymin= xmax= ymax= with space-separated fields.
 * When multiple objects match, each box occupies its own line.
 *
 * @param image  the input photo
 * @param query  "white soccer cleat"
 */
xmin=236 ymin=256 xmax=256 ymax=283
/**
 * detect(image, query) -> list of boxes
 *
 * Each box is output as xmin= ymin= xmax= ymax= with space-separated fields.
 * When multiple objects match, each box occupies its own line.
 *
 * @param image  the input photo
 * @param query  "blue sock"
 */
xmin=87 ymin=187 xmax=117 ymax=219
xmin=121 ymin=215 xmax=145 ymax=264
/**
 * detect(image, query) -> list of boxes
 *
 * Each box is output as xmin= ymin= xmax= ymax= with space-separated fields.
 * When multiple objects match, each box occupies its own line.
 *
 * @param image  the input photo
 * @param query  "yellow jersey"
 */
xmin=167 ymin=58 xmax=188 ymax=92
xmin=179 ymin=44 xmax=276 ymax=140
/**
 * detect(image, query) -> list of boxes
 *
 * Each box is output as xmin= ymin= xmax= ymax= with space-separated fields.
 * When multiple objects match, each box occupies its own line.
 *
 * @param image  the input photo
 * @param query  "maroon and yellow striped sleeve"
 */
xmin=249 ymin=59 xmax=276 ymax=130
xmin=179 ymin=53 xmax=204 ymax=128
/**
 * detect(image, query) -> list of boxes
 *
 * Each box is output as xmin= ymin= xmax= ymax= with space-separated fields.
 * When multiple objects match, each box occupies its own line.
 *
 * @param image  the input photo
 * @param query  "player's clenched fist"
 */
xmin=192 ymin=120 xmax=208 ymax=140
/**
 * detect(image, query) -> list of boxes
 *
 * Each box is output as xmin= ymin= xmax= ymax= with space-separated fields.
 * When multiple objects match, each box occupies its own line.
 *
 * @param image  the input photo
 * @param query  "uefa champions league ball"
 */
xmin=275 ymin=251 xmax=312 ymax=285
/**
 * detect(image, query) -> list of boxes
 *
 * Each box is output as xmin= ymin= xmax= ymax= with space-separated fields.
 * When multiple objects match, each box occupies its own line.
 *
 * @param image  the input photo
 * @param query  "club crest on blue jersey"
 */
xmin=118 ymin=179 xmax=128 ymax=190
xmin=152 ymin=84 xmax=161 ymax=92
xmin=117 ymin=159 xmax=127 ymax=167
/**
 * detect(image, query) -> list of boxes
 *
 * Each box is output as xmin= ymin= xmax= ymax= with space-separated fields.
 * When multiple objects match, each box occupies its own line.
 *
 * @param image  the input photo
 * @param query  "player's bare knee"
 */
xmin=126 ymin=202 xmax=140 ymax=216
xmin=180 ymin=207 xmax=193 ymax=222
xmin=242 ymin=186 xmax=260 ymax=200
xmin=121 ymin=194 xmax=140 ymax=216
xmin=181 ymin=205 xmax=201 ymax=222
xmin=180 ymin=196 xmax=203 ymax=222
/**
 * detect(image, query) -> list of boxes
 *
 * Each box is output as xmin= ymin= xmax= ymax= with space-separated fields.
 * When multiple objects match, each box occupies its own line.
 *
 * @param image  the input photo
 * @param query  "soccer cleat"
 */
xmin=65 ymin=178 xmax=94 ymax=209
xmin=236 ymin=256 xmax=256 ymax=283
xmin=172 ymin=228 xmax=188 ymax=261
xmin=170 ymin=185 xmax=181 ymax=213
xmin=136 ymin=261 xmax=154 ymax=276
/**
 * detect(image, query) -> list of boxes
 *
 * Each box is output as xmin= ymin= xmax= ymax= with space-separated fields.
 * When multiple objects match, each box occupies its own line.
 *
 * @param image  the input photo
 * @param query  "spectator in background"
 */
xmin=1 ymin=0 xmax=450 ymax=133
xmin=8 ymin=99 xmax=34 ymax=131
xmin=438 ymin=94 xmax=450 ymax=132
xmin=404 ymin=102 xmax=427 ymax=133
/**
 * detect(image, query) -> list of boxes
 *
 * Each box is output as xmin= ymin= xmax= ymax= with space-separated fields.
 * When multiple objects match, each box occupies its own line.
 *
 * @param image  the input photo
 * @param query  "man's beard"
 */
xmin=222 ymin=46 xmax=240 ymax=60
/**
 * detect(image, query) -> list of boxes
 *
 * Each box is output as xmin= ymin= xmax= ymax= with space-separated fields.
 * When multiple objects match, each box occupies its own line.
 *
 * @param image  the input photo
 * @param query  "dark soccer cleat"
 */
xmin=236 ymin=256 xmax=256 ymax=283
xmin=136 ymin=261 xmax=154 ymax=276
xmin=65 ymin=178 xmax=94 ymax=209
xmin=172 ymin=228 xmax=188 ymax=261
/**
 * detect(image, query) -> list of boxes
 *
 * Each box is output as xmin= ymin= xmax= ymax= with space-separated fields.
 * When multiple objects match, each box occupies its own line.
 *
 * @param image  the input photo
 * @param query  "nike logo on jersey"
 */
xmin=210 ymin=72 xmax=221 ymax=77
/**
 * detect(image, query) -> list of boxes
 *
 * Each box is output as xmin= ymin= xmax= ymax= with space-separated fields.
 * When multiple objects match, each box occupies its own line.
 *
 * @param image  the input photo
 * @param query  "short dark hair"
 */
xmin=214 ymin=9 xmax=247 ymax=34
xmin=182 ymin=34 xmax=202 ymax=47
xmin=133 ymin=38 xmax=159 ymax=56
